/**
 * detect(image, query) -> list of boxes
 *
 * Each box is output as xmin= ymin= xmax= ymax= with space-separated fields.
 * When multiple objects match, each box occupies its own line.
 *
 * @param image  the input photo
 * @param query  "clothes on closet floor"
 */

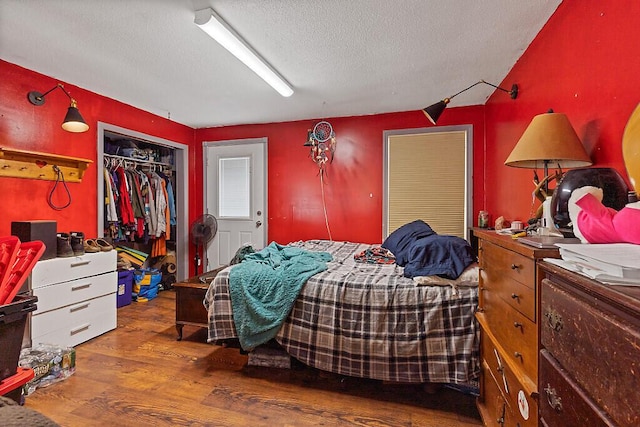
xmin=104 ymin=164 xmax=176 ymax=256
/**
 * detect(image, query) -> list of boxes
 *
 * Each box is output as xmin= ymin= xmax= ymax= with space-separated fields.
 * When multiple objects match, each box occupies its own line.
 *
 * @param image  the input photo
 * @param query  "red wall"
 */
xmin=485 ymin=0 xmax=640 ymax=223
xmin=3 ymin=0 xmax=636 ymax=264
xmin=0 ymin=60 xmax=195 ymax=238
xmin=195 ymin=107 xmax=485 ymax=245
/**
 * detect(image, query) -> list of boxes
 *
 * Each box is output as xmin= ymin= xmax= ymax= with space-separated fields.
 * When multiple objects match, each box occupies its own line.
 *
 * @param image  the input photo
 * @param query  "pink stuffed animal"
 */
xmin=568 ymin=186 xmax=640 ymax=244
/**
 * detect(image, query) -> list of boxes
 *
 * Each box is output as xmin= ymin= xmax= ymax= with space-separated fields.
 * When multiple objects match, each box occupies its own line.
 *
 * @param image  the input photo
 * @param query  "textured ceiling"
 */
xmin=0 ymin=0 xmax=561 ymax=128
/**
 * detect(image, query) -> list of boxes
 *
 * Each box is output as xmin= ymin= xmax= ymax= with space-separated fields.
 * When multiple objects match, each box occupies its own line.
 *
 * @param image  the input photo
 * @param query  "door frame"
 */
xmin=202 ymin=137 xmax=268 ymax=269
xmin=96 ymin=122 xmax=190 ymax=281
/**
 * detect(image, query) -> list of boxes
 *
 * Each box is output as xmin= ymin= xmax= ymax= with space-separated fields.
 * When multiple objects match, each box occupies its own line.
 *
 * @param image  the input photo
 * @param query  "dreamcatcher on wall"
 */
xmin=304 ymin=120 xmax=336 ymax=176
xmin=304 ymin=120 xmax=337 ymax=240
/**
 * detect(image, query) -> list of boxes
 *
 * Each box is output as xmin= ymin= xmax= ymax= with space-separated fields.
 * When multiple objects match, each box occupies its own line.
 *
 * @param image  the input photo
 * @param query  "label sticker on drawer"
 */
xmin=517 ymin=390 xmax=530 ymax=420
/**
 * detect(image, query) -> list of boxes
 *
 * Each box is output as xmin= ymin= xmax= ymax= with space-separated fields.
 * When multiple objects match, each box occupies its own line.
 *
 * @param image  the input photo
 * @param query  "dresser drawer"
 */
xmin=31 ymin=251 xmax=116 ymax=289
xmin=539 ymin=350 xmax=615 ymax=426
xmin=481 ymin=269 xmax=535 ymax=323
xmin=480 ymin=287 xmax=537 ymax=376
xmin=541 ymin=278 xmax=640 ymax=427
xmin=481 ymin=240 xmax=535 ymax=289
xmin=33 ymin=271 xmax=117 ymax=314
xmin=478 ymin=359 xmax=518 ymax=427
xmin=482 ymin=331 xmax=537 ymax=426
xmin=32 ymin=292 xmax=117 ymax=348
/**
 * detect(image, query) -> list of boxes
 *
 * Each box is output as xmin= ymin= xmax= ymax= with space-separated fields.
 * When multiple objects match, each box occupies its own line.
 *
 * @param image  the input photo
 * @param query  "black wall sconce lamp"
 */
xmin=28 ymin=83 xmax=89 ymax=133
xmin=422 ymin=80 xmax=518 ymax=125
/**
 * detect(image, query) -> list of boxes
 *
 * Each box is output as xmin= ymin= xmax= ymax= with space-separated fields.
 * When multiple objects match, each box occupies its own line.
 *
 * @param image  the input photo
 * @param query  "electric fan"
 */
xmin=189 ymin=214 xmax=218 ymax=274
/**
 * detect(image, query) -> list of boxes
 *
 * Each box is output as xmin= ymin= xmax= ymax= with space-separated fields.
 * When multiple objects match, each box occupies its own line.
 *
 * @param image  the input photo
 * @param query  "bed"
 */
xmin=204 ymin=226 xmax=480 ymax=386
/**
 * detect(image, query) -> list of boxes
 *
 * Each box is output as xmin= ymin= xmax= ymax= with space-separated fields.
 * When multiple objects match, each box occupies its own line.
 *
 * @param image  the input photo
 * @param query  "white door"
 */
xmin=204 ymin=139 xmax=267 ymax=269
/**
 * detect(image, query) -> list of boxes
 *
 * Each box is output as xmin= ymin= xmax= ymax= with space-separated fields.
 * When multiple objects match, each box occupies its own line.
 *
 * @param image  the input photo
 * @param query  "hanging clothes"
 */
xmin=115 ymin=167 xmax=135 ymax=226
xmin=103 ymin=154 xmax=176 ymax=265
xmin=148 ymin=170 xmax=169 ymax=257
xmin=158 ymin=171 xmax=177 ymax=227
xmin=104 ymin=168 xmax=118 ymax=223
xmin=148 ymin=172 xmax=167 ymax=238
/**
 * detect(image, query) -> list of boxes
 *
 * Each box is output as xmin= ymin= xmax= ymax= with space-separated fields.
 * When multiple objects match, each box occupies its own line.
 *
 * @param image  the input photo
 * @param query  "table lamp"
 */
xmin=505 ymin=111 xmax=592 ymax=230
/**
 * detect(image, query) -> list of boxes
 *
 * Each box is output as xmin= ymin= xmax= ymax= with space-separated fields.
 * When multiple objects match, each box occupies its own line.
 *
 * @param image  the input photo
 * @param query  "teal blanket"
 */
xmin=229 ymin=242 xmax=332 ymax=350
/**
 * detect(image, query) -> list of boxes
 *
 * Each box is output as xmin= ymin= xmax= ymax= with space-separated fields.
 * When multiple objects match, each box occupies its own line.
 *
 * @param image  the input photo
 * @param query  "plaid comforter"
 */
xmin=204 ymin=240 xmax=479 ymax=384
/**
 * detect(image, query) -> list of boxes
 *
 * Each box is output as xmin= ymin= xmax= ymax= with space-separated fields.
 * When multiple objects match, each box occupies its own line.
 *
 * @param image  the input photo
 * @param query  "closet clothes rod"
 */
xmin=103 ymin=153 xmax=173 ymax=168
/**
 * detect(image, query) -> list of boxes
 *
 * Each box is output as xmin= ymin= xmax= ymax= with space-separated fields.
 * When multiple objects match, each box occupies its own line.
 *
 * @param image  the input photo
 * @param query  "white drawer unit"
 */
xmin=30 ymin=251 xmax=117 ymax=348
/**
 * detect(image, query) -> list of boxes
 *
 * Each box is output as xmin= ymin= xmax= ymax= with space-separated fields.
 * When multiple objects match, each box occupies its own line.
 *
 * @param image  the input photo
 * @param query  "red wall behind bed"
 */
xmin=195 ymin=107 xmax=485 ymax=245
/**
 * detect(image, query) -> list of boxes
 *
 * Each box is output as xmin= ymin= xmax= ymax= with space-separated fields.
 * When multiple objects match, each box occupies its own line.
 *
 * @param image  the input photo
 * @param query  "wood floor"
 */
xmin=25 ymin=290 xmax=482 ymax=427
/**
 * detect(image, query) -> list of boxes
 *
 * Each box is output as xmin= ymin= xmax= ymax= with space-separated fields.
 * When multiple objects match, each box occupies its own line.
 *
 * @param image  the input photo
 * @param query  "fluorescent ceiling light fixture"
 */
xmin=195 ymin=8 xmax=294 ymax=97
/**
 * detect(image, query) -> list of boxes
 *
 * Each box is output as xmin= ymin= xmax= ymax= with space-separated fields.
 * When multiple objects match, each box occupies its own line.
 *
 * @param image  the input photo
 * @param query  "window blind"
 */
xmin=386 ymin=131 xmax=467 ymax=238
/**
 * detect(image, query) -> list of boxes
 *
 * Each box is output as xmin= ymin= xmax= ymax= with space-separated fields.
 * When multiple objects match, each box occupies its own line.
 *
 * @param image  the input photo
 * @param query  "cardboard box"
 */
xmin=247 ymin=346 xmax=291 ymax=369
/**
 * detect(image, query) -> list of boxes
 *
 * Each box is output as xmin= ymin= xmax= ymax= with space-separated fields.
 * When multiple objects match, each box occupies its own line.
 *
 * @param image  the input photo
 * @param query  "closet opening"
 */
xmin=97 ymin=122 xmax=189 ymax=285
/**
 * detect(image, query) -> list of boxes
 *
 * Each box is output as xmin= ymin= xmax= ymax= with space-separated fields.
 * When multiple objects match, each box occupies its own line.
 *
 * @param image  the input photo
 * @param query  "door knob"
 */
xmin=256 ymin=221 xmax=262 ymax=228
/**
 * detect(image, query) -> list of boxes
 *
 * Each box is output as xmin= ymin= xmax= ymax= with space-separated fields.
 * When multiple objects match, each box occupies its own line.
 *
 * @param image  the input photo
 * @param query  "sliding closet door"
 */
xmin=383 ymin=125 xmax=472 ymax=239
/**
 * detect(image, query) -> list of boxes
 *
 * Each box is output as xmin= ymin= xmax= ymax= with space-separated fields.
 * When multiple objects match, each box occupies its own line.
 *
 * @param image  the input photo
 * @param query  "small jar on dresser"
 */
xmin=539 ymin=261 xmax=640 ymax=427
xmin=28 ymin=251 xmax=117 ymax=348
xmin=473 ymin=229 xmax=560 ymax=427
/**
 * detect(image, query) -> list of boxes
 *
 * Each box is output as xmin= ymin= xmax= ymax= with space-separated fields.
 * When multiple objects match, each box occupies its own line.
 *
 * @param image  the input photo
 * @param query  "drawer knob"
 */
xmin=510 ymin=263 xmax=519 ymax=270
xmin=513 ymin=322 xmax=522 ymax=329
xmin=544 ymin=309 xmax=564 ymax=331
xmin=511 ymin=293 xmax=519 ymax=300
xmin=497 ymin=404 xmax=506 ymax=426
xmin=544 ymin=384 xmax=563 ymax=412
xmin=514 ymin=351 xmax=522 ymax=359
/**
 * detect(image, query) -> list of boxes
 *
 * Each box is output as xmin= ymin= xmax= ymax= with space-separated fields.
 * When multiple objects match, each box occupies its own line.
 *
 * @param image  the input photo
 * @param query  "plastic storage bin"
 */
xmin=0 ymin=295 xmax=38 ymax=382
xmin=0 ymin=367 xmax=34 ymax=403
xmin=117 ymin=270 xmax=134 ymax=308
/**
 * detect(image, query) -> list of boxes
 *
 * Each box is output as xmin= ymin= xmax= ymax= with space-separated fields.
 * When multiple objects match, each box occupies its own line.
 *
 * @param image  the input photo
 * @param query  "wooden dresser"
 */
xmin=473 ymin=229 xmax=559 ymax=426
xmin=539 ymin=261 xmax=640 ymax=426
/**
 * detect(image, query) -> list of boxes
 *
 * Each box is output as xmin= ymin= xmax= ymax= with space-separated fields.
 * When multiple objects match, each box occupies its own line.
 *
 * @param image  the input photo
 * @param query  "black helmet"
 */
xmin=550 ymin=167 xmax=629 ymax=237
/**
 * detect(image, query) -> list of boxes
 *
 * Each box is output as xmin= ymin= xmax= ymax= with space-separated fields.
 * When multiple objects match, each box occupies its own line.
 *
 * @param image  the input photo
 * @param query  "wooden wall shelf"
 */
xmin=0 ymin=147 xmax=92 ymax=183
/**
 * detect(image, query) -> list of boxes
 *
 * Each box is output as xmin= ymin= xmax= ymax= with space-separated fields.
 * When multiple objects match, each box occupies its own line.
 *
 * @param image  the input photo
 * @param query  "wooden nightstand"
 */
xmin=174 ymin=265 xmax=227 ymax=340
xmin=473 ymin=229 xmax=559 ymax=426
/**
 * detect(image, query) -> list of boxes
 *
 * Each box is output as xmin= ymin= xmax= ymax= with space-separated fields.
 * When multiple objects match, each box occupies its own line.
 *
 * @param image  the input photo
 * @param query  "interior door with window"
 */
xmin=204 ymin=139 xmax=267 ymax=270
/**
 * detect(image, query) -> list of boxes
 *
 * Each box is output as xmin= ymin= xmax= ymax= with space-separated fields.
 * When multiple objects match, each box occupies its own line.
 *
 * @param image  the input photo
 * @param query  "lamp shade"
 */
xmin=28 ymin=84 xmax=89 ymax=133
xmin=505 ymin=112 xmax=592 ymax=169
xmin=61 ymin=102 xmax=89 ymax=133
xmin=422 ymin=99 xmax=449 ymax=125
xmin=422 ymin=81 xmax=517 ymax=125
